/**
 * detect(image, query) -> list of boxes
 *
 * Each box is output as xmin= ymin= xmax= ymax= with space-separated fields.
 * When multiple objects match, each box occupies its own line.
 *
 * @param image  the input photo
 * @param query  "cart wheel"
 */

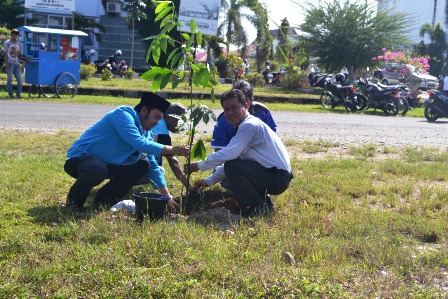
xmin=38 ymin=85 xmax=57 ymax=98
xmin=55 ymin=72 xmax=78 ymax=99
xmin=28 ymin=84 xmax=40 ymax=98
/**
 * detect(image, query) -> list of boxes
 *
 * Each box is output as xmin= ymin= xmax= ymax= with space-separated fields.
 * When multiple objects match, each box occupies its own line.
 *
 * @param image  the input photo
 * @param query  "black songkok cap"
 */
xmin=140 ymin=92 xmax=171 ymax=113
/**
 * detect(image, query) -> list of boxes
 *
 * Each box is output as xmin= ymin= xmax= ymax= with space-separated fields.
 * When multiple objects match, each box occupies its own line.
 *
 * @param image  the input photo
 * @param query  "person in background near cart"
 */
xmin=3 ymin=28 xmax=30 ymax=99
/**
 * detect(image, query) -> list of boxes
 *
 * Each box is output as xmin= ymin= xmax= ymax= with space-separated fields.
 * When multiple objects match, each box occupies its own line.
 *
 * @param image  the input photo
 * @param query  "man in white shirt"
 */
xmin=187 ymin=89 xmax=293 ymax=218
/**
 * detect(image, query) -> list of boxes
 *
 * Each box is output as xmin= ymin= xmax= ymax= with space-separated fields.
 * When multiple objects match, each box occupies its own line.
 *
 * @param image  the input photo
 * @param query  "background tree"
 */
xmin=0 ymin=0 xmax=31 ymax=28
xmin=219 ymin=0 xmax=250 ymax=54
xmin=122 ymin=0 xmax=147 ymax=70
xmin=133 ymin=0 xmax=181 ymax=68
xmin=299 ymin=0 xmax=410 ymax=81
xmin=275 ymin=18 xmax=292 ymax=65
xmin=244 ymin=0 xmax=272 ymax=72
xmin=419 ymin=22 xmax=447 ymax=76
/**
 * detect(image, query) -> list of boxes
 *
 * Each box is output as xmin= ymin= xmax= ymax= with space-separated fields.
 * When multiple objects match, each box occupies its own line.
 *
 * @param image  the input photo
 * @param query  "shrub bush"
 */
xmin=80 ymin=64 xmax=96 ymax=81
xmin=281 ymin=65 xmax=302 ymax=91
xmin=124 ymin=68 xmax=136 ymax=79
xmin=245 ymin=73 xmax=266 ymax=87
xmin=101 ymin=68 xmax=113 ymax=81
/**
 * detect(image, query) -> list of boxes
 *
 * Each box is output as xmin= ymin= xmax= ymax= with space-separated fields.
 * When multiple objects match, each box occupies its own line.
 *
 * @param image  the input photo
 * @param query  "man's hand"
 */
xmin=189 ymin=179 xmax=208 ymax=192
xmin=173 ymin=145 xmax=189 ymax=157
xmin=167 ymin=198 xmax=179 ymax=212
xmin=184 ymin=162 xmax=199 ymax=174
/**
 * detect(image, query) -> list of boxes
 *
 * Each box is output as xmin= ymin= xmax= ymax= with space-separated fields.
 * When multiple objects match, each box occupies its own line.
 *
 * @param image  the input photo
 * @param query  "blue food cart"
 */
xmin=17 ymin=26 xmax=87 ymax=98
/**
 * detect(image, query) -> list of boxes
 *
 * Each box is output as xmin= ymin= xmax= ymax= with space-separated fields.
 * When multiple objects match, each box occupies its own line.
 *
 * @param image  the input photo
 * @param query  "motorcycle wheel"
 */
xmin=424 ymin=102 xmax=440 ymax=122
xmin=353 ymin=93 xmax=367 ymax=111
xmin=398 ymin=97 xmax=410 ymax=116
xmin=320 ymin=92 xmax=333 ymax=108
xmin=383 ymin=99 xmax=399 ymax=116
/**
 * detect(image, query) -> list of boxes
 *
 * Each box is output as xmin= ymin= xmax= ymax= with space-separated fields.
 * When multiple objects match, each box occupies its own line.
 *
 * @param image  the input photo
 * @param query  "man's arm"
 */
xmin=165 ymin=155 xmax=187 ymax=186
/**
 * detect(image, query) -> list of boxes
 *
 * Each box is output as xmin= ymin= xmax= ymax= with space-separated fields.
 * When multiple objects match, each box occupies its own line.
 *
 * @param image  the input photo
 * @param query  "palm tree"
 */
xmin=420 ymin=22 xmax=447 ymax=76
xmin=433 ymin=0 xmax=438 ymax=25
xmin=219 ymin=0 xmax=250 ymax=54
xmin=244 ymin=0 xmax=272 ymax=72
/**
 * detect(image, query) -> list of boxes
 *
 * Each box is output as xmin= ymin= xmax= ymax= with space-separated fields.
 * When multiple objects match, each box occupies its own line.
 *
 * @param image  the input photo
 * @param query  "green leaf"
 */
xmin=186 ymin=36 xmax=194 ymax=51
xmin=151 ymin=73 xmax=163 ymax=92
xmin=142 ymin=35 xmax=159 ymax=41
xmin=190 ymin=18 xmax=197 ymax=33
xmin=181 ymin=33 xmax=190 ymax=41
xmin=155 ymin=6 xmax=172 ymax=23
xmin=196 ymin=31 xmax=202 ymax=47
xmin=179 ymin=70 xmax=185 ymax=79
xmin=160 ymin=37 xmax=167 ymax=53
xmin=155 ymin=1 xmax=170 ymax=14
xmin=160 ymin=14 xmax=173 ymax=28
xmin=160 ymin=72 xmax=172 ymax=90
xmin=166 ymin=48 xmax=179 ymax=65
xmin=200 ymin=69 xmax=211 ymax=88
xmin=171 ymin=77 xmax=181 ymax=89
xmin=191 ymin=140 xmax=206 ymax=160
xmin=190 ymin=64 xmax=200 ymax=72
xmin=171 ymin=52 xmax=183 ymax=69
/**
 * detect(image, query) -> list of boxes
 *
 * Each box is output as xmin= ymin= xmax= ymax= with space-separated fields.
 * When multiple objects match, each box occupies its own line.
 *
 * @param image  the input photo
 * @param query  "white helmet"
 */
xmin=89 ymin=49 xmax=96 ymax=55
xmin=115 ymin=50 xmax=122 ymax=56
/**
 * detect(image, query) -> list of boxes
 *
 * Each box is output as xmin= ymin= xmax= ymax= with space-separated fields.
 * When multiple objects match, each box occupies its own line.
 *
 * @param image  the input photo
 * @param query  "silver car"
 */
xmin=378 ymin=63 xmax=438 ymax=90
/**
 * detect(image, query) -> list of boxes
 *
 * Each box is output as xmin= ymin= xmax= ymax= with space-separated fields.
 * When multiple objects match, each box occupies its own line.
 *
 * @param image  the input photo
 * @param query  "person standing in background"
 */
xmin=3 ymin=28 xmax=30 ymax=99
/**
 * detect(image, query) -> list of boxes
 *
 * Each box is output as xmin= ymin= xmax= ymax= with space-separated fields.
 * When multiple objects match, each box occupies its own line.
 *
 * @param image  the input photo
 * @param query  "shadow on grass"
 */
xmin=28 ymin=204 xmax=93 ymax=224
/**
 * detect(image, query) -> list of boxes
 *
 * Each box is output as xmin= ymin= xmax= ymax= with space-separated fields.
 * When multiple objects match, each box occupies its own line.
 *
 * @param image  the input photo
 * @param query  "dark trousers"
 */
xmin=224 ymin=159 xmax=293 ymax=208
xmin=64 ymin=154 xmax=149 ymax=207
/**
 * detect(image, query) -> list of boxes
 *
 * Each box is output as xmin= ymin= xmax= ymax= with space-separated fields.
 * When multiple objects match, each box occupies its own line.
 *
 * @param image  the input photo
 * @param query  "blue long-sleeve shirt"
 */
xmin=66 ymin=106 xmax=167 ymax=188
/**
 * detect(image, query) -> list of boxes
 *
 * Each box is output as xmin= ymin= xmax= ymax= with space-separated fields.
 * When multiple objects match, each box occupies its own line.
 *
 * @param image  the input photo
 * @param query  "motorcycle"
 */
xmin=270 ymin=71 xmax=286 ymax=86
xmin=424 ymin=89 xmax=448 ymax=121
xmin=357 ymin=76 xmax=402 ymax=116
xmin=308 ymin=66 xmax=334 ymax=88
xmin=94 ymin=58 xmax=112 ymax=75
xmin=320 ymin=79 xmax=367 ymax=112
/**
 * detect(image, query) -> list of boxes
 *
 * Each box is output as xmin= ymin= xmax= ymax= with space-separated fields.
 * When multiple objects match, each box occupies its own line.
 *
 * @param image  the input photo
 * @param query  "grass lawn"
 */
xmin=1 ymin=129 xmax=448 ymax=298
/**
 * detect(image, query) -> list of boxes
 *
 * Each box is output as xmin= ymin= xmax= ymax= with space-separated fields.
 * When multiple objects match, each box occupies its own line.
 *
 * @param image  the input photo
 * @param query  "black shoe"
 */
xmin=93 ymin=193 xmax=120 ymax=210
xmin=66 ymin=196 xmax=86 ymax=212
xmin=265 ymin=195 xmax=274 ymax=211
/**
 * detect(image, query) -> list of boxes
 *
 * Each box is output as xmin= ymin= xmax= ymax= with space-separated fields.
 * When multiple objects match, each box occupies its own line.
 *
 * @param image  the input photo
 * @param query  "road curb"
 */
xmin=0 ymin=84 xmax=321 ymax=104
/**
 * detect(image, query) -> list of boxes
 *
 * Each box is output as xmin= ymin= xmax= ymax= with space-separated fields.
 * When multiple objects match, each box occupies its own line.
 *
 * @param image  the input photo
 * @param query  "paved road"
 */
xmin=0 ymin=100 xmax=447 ymax=149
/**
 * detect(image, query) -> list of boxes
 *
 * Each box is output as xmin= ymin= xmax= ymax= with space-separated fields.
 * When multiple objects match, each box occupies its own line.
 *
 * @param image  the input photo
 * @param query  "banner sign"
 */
xmin=179 ymin=0 xmax=220 ymax=36
xmin=25 ymin=0 xmax=75 ymax=12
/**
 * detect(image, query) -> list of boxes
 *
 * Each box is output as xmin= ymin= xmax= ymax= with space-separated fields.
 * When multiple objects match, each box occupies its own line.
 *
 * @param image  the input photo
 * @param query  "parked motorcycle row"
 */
xmin=308 ymin=68 xmax=417 ymax=117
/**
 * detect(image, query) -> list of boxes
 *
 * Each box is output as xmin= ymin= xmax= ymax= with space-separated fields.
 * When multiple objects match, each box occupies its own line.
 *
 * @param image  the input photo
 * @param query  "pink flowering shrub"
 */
xmin=372 ymin=48 xmax=430 ymax=76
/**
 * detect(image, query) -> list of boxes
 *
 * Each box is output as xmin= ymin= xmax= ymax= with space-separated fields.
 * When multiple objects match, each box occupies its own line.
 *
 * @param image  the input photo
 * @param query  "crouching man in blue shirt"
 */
xmin=187 ymin=90 xmax=293 ymax=218
xmin=64 ymin=92 xmax=189 ymax=212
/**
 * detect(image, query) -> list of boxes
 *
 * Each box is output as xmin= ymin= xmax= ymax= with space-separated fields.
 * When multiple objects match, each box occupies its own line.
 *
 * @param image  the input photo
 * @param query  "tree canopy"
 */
xmin=299 ymin=0 xmax=411 ymax=79
xmin=419 ymin=22 xmax=447 ymax=76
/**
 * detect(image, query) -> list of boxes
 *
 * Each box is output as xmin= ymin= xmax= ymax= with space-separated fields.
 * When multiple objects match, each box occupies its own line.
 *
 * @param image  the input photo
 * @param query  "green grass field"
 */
xmin=1 ymin=128 xmax=448 ymax=298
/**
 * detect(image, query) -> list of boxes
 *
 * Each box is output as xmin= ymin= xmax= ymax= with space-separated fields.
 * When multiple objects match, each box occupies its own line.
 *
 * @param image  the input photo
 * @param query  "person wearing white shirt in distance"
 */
xmin=187 ymin=89 xmax=294 ymax=218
